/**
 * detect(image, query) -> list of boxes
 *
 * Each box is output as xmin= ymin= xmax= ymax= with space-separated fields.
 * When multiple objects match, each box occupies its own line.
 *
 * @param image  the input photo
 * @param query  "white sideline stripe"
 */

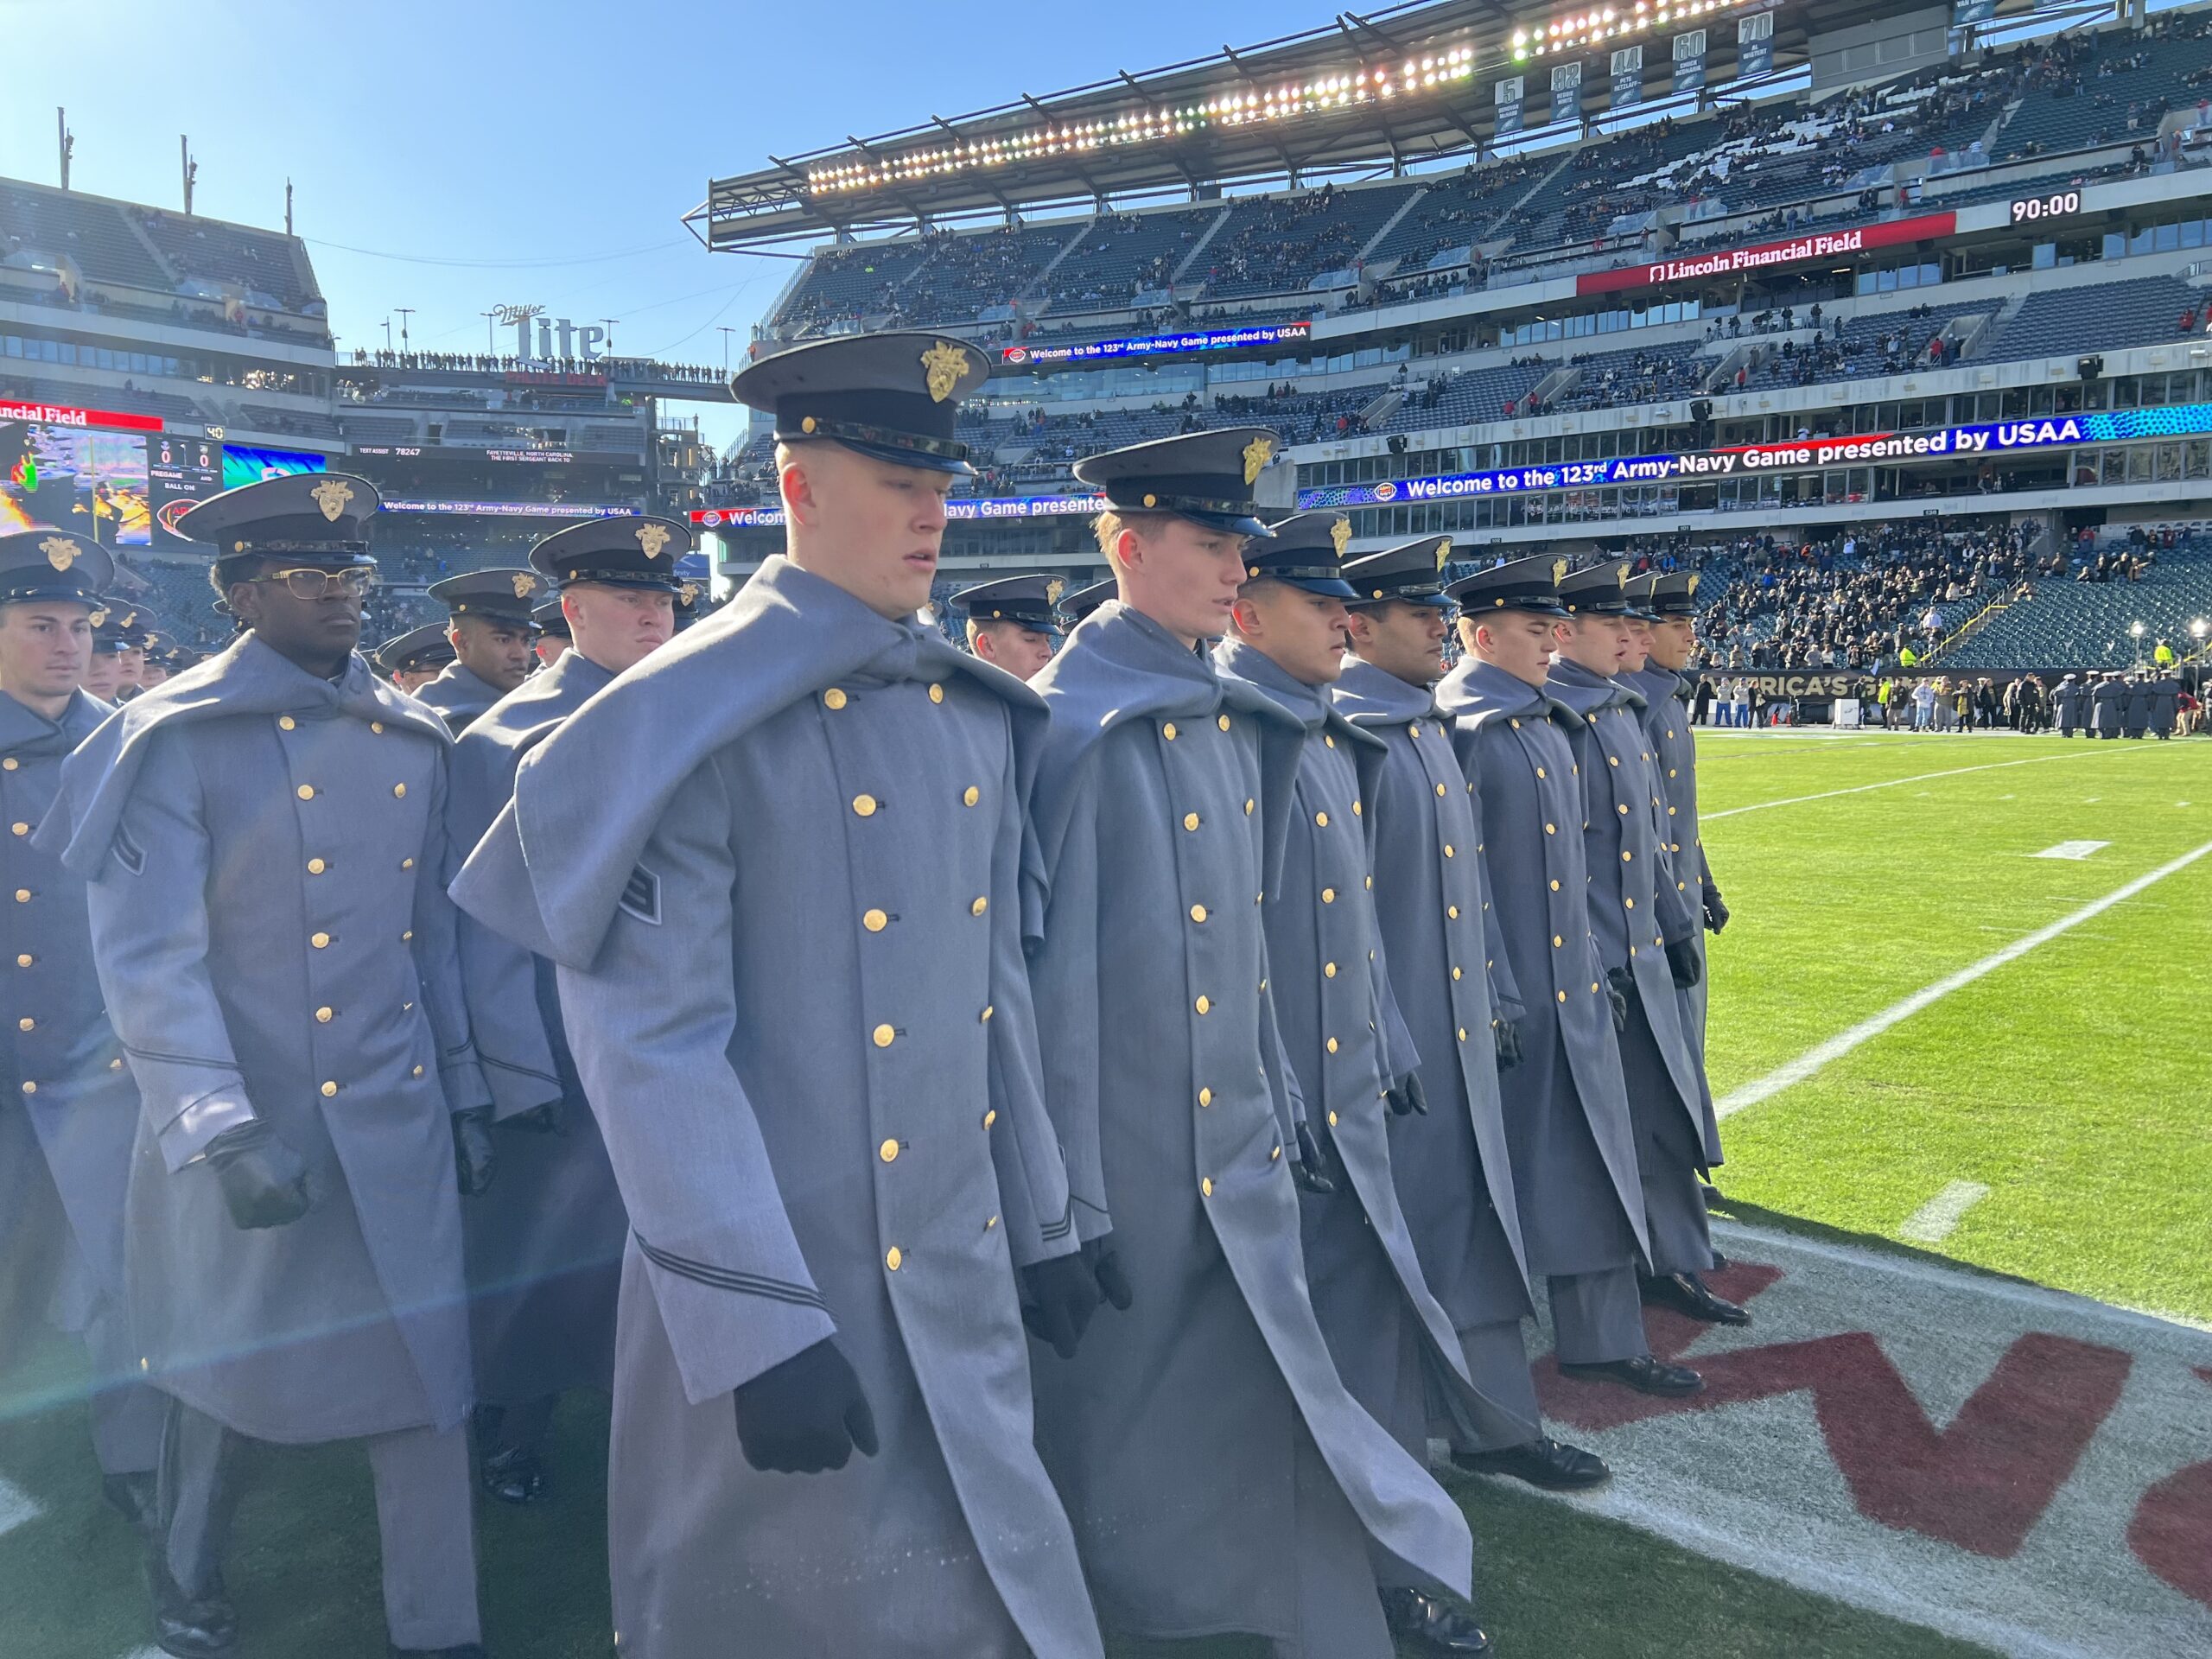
xmin=0 ymin=1475 xmax=40 ymax=1539
xmin=1899 ymin=1180 xmax=1991 ymax=1244
xmin=1716 ymin=838 xmax=2212 ymax=1118
xmin=1706 ymin=748 xmax=2151 ymax=820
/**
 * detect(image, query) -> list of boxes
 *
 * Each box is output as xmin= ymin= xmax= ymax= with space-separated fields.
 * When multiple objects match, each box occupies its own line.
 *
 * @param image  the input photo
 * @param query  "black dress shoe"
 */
xmin=1452 ymin=1436 xmax=1611 ymax=1491
xmin=1557 ymin=1355 xmax=1704 ymax=1397
xmin=479 ymin=1443 xmax=544 ymax=1505
xmin=150 ymin=1564 xmax=238 ymax=1659
xmin=1707 ymin=1247 xmax=1729 ymax=1271
xmin=1641 ymin=1271 xmax=1751 ymax=1326
xmin=1380 ymin=1587 xmax=1492 ymax=1655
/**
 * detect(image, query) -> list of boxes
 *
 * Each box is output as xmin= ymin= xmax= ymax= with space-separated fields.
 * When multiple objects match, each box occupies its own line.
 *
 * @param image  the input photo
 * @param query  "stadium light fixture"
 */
xmin=803 ymin=45 xmax=1480 ymax=196
xmin=1515 ymin=0 xmax=1757 ymax=60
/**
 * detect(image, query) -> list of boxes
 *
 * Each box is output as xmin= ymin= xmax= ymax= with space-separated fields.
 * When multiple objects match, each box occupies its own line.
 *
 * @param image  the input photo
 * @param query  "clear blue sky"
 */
xmin=6 ymin=0 xmax=1286 ymax=455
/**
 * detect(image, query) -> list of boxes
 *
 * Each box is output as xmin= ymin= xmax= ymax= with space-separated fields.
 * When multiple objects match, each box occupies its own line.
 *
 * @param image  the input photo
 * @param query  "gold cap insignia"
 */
xmin=1329 ymin=518 xmax=1351 ymax=557
xmin=309 ymin=479 xmax=354 ymax=524
xmin=39 ymin=536 xmax=77 ymax=573
xmin=1433 ymin=538 xmax=1449 ymax=572
xmin=680 ymin=581 xmax=701 ymax=604
xmin=636 ymin=523 xmax=672 ymax=561
xmin=921 ymin=341 xmax=969 ymax=404
xmin=511 ymin=573 xmax=537 ymax=600
xmin=87 ymin=607 xmax=108 ymax=628
xmin=1686 ymin=574 xmax=1700 ymax=596
xmin=1046 ymin=577 xmax=1065 ymax=607
xmin=1242 ymin=435 xmax=1274 ymax=486
xmin=1552 ymin=558 xmax=1570 ymax=585
xmin=1615 ymin=563 xmax=1630 ymax=588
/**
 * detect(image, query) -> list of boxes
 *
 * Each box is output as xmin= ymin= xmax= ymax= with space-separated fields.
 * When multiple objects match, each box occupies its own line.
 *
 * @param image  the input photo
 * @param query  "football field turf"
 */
xmin=1 ymin=728 xmax=2203 ymax=1657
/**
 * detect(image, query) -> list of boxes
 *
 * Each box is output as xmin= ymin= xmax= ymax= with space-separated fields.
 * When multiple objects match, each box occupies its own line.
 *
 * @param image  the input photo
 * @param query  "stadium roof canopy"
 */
xmin=688 ymin=0 xmax=1956 ymax=250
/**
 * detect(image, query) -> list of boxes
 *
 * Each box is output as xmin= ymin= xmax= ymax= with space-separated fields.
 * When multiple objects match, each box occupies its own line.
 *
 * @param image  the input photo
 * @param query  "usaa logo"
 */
xmin=1372 ymin=480 xmax=1400 ymax=502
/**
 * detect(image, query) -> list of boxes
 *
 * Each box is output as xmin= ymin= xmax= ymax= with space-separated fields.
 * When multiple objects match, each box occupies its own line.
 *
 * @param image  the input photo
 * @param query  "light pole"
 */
xmin=599 ymin=318 xmax=620 ymax=357
xmin=480 ymin=311 xmax=497 ymax=355
xmin=381 ymin=317 xmax=393 ymax=353
xmin=396 ymin=308 xmax=415 ymax=353
xmin=717 ymin=326 xmax=736 ymax=375
xmin=2131 ymin=620 xmax=2145 ymax=668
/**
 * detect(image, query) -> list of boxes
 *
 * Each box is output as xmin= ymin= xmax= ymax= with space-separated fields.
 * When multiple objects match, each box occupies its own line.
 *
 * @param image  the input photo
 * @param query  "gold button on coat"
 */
xmin=886 ymin=1247 xmax=903 ymax=1270
xmin=321 ymin=1081 xmax=339 ymax=1097
xmin=16 ymin=955 xmax=30 ymax=967
xmin=852 ymin=794 xmax=878 ymax=817
xmin=393 ymin=783 xmax=407 ymax=798
xmin=1324 ymin=963 xmax=1337 ymax=978
xmin=1314 ymin=811 xmax=1328 ymax=827
xmin=982 ymin=1109 xmax=996 ymax=1128
xmin=970 ymin=896 xmax=988 ymax=916
xmin=14 ymin=890 xmax=28 ymax=903
xmin=1320 ymin=887 xmax=1335 ymax=904
xmin=1217 ymin=715 xmax=1231 ymax=731
xmin=872 ymin=1024 xmax=895 ymax=1048
xmin=307 ymin=858 xmax=326 ymax=874
xmin=1183 ymin=812 xmax=1200 ymax=831
xmin=879 ymin=1140 xmax=899 ymax=1163
xmin=823 ymin=687 xmax=848 ymax=710
xmin=9 ymin=823 xmax=23 ymax=836
xmin=1327 ymin=1110 xmax=1338 ymax=1127
xmin=963 ymin=785 xmax=980 ymax=806
xmin=20 ymin=1081 xmax=33 ymax=1094
xmin=1325 ymin=1037 xmax=1338 ymax=1054
xmin=1201 ymin=1178 xmax=1213 ymax=1198
xmin=1189 ymin=904 xmax=1207 ymax=923
xmin=928 ymin=683 xmax=944 ymax=703
xmin=1162 ymin=721 xmax=1178 ymax=740
xmin=863 ymin=908 xmax=888 ymax=932
xmin=1244 ymin=798 xmax=1255 ymax=815
xmin=1194 ymin=995 xmax=1211 ymax=1014
xmin=1443 ymin=844 xmax=1455 ymax=858
xmin=296 ymin=785 xmax=315 ymax=801
xmin=315 ymin=1007 xmax=334 ymax=1023
xmin=1446 ymin=906 xmax=1459 ymax=919
xmin=311 ymin=931 xmax=331 ymax=949
xmin=16 ymin=1017 xmax=32 ymax=1032
xmin=278 ymin=716 xmax=296 ymax=731
xmin=1 ymin=758 xmax=15 ymax=771
xmin=1198 ymin=1087 xmax=1212 ymax=1108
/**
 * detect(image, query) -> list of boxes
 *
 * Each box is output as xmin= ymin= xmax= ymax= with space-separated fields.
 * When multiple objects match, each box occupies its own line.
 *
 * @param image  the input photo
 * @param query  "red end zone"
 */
xmin=1484 ymin=1224 xmax=2212 ymax=1657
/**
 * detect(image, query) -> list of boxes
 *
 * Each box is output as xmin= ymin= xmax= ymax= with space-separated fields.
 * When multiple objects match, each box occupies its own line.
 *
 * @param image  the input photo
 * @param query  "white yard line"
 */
xmin=1706 ymin=747 xmax=2154 ymax=821
xmin=1899 ymin=1180 xmax=1992 ymax=1244
xmin=0 ymin=1477 xmax=40 ymax=1540
xmin=1716 ymin=838 xmax=2212 ymax=1118
xmin=2032 ymin=841 xmax=2110 ymax=860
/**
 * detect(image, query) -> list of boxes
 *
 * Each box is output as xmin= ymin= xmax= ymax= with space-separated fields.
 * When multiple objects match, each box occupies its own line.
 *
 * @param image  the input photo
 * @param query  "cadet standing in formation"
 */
xmin=2053 ymin=671 xmax=2084 ymax=736
xmin=416 ymin=570 xmax=544 ymax=732
xmin=0 ymin=532 xmax=167 ymax=1542
xmin=454 ymin=334 xmax=1105 ymax=1659
xmin=1026 ymin=427 xmax=1471 ymax=1657
xmin=955 ymin=573 xmax=1063 ymax=681
xmin=530 ymin=597 xmax=570 ymax=669
xmin=2089 ymin=671 xmax=2126 ymax=737
xmin=1055 ymin=575 xmax=1116 ymax=632
xmin=374 ymin=621 xmax=459 ymax=696
xmin=1336 ymin=537 xmax=1612 ymax=1495
xmin=1438 ymin=557 xmax=1701 ymax=1398
xmin=39 ymin=474 xmax=491 ymax=1658
xmin=1217 ymin=510 xmax=1506 ymax=1656
xmin=445 ymin=518 xmax=691 ymax=1509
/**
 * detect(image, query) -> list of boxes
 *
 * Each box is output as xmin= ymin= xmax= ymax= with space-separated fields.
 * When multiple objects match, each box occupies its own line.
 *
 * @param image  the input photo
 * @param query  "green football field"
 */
xmin=2 ymin=728 xmax=2203 ymax=1658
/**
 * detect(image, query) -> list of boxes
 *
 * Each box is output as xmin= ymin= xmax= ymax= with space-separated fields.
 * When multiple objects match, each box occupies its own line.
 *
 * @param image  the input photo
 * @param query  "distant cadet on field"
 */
xmin=2148 ymin=669 xmax=2182 ymax=737
xmin=954 ymin=573 xmax=1061 ymax=681
xmin=372 ymin=622 xmax=458 ymax=696
xmin=1055 ymin=576 xmax=1116 ymax=632
xmin=416 ymin=569 xmax=545 ymax=732
xmin=531 ymin=597 xmax=571 ymax=669
xmin=2053 ymin=672 xmax=2084 ymax=737
xmin=2122 ymin=672 xmax=2152 ymax=739
xmin=2089 ymin=671 xmax=2126 ymax=738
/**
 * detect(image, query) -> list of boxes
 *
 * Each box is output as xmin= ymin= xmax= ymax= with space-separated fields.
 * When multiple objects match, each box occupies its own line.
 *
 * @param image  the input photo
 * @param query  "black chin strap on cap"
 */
xmin=773 ymin=413 xmax=971 ymax=466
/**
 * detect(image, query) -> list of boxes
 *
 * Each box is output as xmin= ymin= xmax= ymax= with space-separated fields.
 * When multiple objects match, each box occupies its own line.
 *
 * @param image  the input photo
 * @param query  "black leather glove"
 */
xmin=512 ymin=1099 xmax=564 ymax=1135
xmin=1081 ymin=1235 xmax=1135 ymax=1313
xmin=1292 ymin=1120 xmax=1338 ymax=1195
xmin=1020 ymin=1252 xmax=1103 ymax=1360
xmin=732 ymin=1338 xmax=879 ymax=1474
xmin=451 ymin=1107 xmax=497 ymax=1197
xmin=1704 ymin=891 xmax=1731 ymax=934
xmin=1386 ymin=1071 xmax=1428 ymax=1116
xmin=1665 ymin=938 xmax=1703 ymax=990
xmin=1605 ymin=970 xmax=1631 ymax=1031
xmin=203 ymin=1118 xmax=312 ymax=1230
xmin=1494 ymin=1018 xmax=1523 ymax=1071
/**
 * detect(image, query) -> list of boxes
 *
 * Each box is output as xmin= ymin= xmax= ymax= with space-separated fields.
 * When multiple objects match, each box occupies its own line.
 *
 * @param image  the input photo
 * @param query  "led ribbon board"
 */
xmin=1002 ymin=319 xmax=1312 ymax=366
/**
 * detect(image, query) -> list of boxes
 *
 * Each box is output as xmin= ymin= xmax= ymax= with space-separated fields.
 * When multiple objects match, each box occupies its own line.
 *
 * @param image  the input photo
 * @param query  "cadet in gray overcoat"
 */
xmin=415 ymin=570 xmax=543 ymax=733
xmin=1338 ymin=537 xmax=1612 ymax=1496
xmin=446 ymin=518 xmax=692 ymax=1506
xmin=1217 ymin=516 xmax=1507 ymax=1656
xmin=37 ymin=474 xmax=491 ymax=1658
xmin=2149 ymin=671 xmax=2182 ymax=737
xmin=1027 ymin=430 xmax=1472 ymax=1659
xmin=2053 ymin=673 xmax=2084 ymax=736
xmin=451 ymin=334 xmax=1104 ymax=1659
xmin=2089 ymin=672 xmax=2125 ymax=737
xmin=0 ymin=532 xmax=165 ymax=1537
xmin=1437 ymin=557 xmax=1701 ymax=1400
xmin=1548 ymin=564 xmax=1738 ymax=1325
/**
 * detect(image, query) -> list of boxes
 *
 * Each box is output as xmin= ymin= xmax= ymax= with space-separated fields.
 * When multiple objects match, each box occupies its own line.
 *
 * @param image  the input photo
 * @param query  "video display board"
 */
xmin=148 ymin=434 xmax=225 ymax=549
xmin=220 ymin=444 xmax=327 ymax=490
xmin=0 ymin=420 xmax=151 ymax=546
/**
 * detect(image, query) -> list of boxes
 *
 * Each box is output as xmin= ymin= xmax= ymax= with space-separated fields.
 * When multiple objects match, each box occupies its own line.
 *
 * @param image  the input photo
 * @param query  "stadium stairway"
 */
xmin=1939 ymin=541 xmax=2212 ymax=669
